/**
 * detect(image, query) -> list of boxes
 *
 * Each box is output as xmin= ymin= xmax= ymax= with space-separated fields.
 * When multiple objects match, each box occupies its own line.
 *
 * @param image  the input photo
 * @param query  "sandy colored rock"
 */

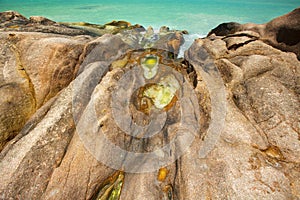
xmin=42 ymin=133 xmax=116 ymax=200
xmin=0 ymin=31 xmax=87 ymax=150
xmin=29 ymin=16 xmax=56 ymax=25
xmin=0 ymin=85 xmax=75 ymax=199
xmin=183 ymin=30 xmax=299 ymax=199
xmin=0 ymin=9 xmax=299 ymax=200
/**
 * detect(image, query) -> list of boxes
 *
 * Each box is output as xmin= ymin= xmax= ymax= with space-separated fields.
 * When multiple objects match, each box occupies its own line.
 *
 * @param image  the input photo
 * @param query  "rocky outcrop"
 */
xmin=208 ymin=7 xmax=300 ymax=60
xmin=0 ymin=11 xmax=184 ymax=152
xmin=0 ymin=31 xmax=89 ymax=151
xmin=0 ymin=11 xmax=145 ymax=36
xmin=182 ymin=33 xmax=300 ymax=200
xmin=0 ymin=11 xmax=95 ymax=36
xmin=0 ymin=9 xmax=299 ymax=200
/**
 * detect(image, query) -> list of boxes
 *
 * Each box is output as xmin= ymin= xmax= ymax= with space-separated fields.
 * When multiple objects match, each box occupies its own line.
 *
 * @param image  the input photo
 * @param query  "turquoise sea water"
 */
xmin=1 ymin=0 xmax=299 ymax=35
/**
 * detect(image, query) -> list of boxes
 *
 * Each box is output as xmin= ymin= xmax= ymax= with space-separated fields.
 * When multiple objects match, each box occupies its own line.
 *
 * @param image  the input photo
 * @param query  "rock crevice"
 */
xmin=0 ymin=9 xmax=299 ymax=200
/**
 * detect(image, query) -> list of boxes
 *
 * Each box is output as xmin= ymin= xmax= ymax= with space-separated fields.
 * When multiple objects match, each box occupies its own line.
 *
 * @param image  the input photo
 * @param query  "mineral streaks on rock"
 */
xmin=75 ymin=48 xmax=201 ymax=174
xmin=0 ymin=9 xmax=299 ymax=200
xmin=0 ymin=85 xmax=75 ymax=200
xmin=177 ymin=31 xmax=299 ymax=199
xmin=0 ymin=32 xmax=86 ymax=151
xmin=185 ymin=39 xmax=227 ymax=159
xmin=41 ymin=132 xmax=116 ymax=200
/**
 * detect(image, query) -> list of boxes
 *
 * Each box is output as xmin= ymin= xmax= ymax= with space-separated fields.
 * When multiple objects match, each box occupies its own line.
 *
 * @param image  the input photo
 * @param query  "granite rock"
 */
xmin=0 ymin=9 xmax=299 ymax=200
xmin=0 ymin=11 xmax=144 ymax=37
xmin=208 ymin=7 xmax=300 ymax=59
xmin=0 ymin=31 xmax=88 ymax=151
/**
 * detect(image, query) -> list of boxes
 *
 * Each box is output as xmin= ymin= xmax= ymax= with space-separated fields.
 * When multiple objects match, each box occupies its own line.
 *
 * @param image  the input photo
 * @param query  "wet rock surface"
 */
xmin=0 ymin=9 xmax=299 ymax=200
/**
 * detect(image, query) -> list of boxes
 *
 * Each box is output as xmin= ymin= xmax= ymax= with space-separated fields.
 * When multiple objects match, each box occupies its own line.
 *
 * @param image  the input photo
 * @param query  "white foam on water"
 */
xmin=178 ymin=33 xmax=206 ymax=58
xmin=146 ymin=29 xmax=205 ymax=58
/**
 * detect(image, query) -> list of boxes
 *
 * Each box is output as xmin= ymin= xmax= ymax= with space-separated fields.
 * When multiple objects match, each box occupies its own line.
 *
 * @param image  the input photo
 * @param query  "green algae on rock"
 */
xmin=143 ymin=74 xmax=180 ymax=109
xmin=141 ymin=55 xmax=159 ymax=79
xmin=92 ymin=171 xmax=124 ymax=200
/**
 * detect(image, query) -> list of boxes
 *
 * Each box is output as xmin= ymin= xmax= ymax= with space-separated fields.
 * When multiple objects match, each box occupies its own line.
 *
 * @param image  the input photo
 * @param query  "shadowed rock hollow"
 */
xmin=0 ymin=9 xmax=299 ymax=200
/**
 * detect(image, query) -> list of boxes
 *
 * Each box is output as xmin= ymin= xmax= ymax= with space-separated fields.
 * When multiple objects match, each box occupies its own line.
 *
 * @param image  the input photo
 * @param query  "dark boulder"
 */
xmin=207 ymin=22 xmax=241 ymax=36
xmin=208 ymin=8 xmax=300 ymax=59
